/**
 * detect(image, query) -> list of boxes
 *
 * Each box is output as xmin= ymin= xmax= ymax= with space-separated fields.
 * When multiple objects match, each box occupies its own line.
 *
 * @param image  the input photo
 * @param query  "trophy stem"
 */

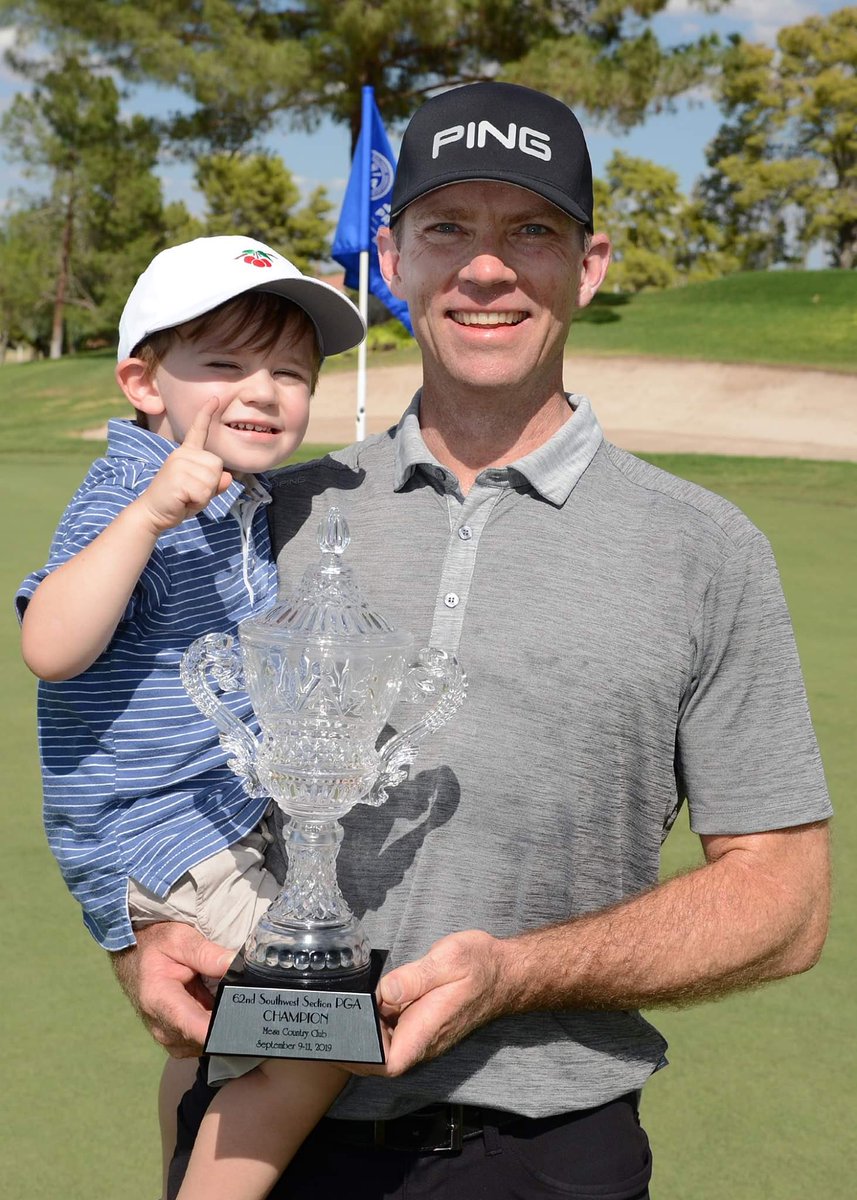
xmin=277 ymin=816 xmax=352 ymax=925
xmin=244 ymin=815 xmax=372 ymax=978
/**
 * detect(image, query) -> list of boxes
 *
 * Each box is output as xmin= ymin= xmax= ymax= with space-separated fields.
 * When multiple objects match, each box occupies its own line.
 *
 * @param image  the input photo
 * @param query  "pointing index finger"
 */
xmin=182 ymin=396 xmax=224 ymax=451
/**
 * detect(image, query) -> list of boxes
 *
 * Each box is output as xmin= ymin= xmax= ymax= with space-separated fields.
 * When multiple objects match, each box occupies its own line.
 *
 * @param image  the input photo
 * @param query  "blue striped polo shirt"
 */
xmin=17 ymin=419 xmax=277 ymax=950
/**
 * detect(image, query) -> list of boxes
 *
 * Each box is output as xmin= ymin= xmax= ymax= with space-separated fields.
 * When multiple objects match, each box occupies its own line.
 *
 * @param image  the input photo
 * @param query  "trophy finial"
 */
xmin=318 ymin=507 xmax=350 ymax=557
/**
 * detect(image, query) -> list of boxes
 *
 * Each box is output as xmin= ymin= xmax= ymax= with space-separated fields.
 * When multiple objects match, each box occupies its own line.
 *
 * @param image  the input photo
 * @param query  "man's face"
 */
xmin=378 ymin=181 xmax=608 ymax=400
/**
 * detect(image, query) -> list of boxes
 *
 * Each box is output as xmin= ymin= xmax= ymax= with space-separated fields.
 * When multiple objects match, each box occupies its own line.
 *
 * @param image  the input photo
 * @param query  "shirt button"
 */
xmin=458 ymin=526 xmax=473 ymax=541
xmin=444 ymin=592 xmax=460 ymax=609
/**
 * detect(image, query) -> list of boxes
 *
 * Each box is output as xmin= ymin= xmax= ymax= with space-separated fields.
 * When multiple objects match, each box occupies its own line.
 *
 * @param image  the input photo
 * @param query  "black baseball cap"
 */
xmin=390 ymin=82 xmax=594 ymax=232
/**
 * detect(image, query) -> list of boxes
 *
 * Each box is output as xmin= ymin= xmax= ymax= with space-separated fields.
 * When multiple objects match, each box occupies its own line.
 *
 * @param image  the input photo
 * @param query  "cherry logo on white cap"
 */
xmin=237 ymin=247 xmax=276 ymax=268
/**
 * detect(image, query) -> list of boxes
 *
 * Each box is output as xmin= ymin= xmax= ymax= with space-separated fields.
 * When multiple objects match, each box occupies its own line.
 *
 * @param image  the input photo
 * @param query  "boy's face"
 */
xmin=130 ymin=320 xmax=316 ymax=475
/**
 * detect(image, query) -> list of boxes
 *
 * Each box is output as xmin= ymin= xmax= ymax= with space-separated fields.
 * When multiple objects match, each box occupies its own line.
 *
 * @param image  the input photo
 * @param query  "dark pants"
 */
xmin=169 ymin=1064 xmax=652 ymax=1200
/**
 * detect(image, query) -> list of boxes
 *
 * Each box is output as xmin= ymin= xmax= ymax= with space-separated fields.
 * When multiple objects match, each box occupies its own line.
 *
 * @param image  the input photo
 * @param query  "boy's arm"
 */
xmin=22 ymin=400 xmax=232 ymax=681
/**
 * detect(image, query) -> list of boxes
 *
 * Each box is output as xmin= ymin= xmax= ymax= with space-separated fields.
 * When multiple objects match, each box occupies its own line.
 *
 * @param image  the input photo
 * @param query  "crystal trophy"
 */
xmin=181 ymin=508 xmax=466 ymax=1063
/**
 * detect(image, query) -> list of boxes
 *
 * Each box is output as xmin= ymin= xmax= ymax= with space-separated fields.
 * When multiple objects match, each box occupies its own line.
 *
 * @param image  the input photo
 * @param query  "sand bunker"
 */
xmin=307 ymin=355 xmax=857 ymax=461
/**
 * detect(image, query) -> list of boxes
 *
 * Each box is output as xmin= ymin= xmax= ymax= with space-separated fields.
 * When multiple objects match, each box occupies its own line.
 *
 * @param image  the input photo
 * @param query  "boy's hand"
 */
xmin=138 ymin=398 xmax=233 ymax=533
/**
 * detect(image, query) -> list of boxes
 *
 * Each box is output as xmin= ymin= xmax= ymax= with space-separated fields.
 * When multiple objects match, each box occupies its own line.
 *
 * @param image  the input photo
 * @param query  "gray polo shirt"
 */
xmin=268 ymin=393 xmax=831 ymax=1120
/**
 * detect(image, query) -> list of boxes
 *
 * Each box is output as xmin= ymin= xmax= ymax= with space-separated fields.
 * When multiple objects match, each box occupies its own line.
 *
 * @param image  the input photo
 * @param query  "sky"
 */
xmin=0 ymin=1 xmax=848 ymax=225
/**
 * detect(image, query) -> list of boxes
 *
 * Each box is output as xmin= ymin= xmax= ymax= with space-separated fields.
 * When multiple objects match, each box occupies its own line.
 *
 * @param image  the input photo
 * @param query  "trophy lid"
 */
xmin=241 ymin=507 xmax=413 ymax=649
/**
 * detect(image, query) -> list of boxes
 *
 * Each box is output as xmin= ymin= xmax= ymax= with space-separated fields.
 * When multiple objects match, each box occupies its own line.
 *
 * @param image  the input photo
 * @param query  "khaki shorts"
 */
xmin=128 ymin=820 xmax=281 ymax=1087
xmin=127 ymin=819 xmax=281 ymax=953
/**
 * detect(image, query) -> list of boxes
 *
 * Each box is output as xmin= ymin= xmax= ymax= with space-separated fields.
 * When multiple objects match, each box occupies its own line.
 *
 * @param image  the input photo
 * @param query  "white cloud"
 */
xmin=0 ymin=26 xmax=26 ymax=93
xmin=665 ymin=0 xmax=831 ymax=44
xmin=729 ymin=1 xmax=821 ymax=43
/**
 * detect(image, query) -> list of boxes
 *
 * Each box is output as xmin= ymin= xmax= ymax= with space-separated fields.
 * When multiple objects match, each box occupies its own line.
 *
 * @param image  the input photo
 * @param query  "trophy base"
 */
xmin=204 ymin=948 xmax=388 ymax=1064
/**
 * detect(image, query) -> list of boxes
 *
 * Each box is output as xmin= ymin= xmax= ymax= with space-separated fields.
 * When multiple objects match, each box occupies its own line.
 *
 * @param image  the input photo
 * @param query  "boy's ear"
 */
xmin=115 ymin=358 xmax=166 ymax=419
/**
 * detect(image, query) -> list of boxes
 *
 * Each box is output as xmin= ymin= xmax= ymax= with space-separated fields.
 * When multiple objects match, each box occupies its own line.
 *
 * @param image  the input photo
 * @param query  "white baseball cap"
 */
xmin=118 ymin=235 xmax=365 ymax=360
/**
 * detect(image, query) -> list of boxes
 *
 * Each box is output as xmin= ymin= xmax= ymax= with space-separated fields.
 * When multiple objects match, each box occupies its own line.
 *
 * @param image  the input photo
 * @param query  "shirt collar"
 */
xmin=392 ymin=393 xmax=603 ymax=505
xmin=105 ymin=417 xmax=271 ymax=520
xmin=393 ymin=393 xmax=454 ymax=492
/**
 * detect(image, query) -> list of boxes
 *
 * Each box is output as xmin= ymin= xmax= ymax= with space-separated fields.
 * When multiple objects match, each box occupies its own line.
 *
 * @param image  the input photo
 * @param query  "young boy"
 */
xmin=17 ymin=236 xmax=367 ymax=1200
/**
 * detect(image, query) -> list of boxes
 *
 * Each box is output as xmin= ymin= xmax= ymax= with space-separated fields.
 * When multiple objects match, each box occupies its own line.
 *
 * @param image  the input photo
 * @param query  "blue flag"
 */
xmin=331 ymin=86 xmax=413 ymax=334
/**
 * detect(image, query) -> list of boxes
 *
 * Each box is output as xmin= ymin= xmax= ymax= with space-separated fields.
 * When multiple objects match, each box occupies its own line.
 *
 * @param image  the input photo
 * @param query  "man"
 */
xmin=116 ymin=84 xmax=831 ymax=1200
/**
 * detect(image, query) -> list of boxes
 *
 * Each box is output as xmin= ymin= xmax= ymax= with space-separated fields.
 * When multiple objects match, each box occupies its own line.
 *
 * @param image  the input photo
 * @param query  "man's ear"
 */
xmin=576 ymin=233 xmax=611 ymax=311
xmin=115 ymin=358 xmax=166 ymax=420
xmin=377 ymin=226 xmax=405 ymax=300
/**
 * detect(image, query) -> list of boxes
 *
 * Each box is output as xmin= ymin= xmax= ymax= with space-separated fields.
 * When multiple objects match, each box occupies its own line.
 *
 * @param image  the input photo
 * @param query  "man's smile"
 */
xmin=448 ymin=310 xmax=527 ymax=326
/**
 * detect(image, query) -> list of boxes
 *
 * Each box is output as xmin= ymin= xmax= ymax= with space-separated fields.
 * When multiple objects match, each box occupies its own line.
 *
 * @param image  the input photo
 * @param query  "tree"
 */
xmin=695 ymin=72 xmax=802 ymax=273
xmin=69 ymin=113 xmax=169 ymax=349
xmin=196 ymin=152 xmax=332 ymax=270
xmin=1 ymin=1 xmax=727 ymax=155
xmin=0 ymin=49 xmax=333 ymax=355
xmin=596 ymin=153 xmax=684 ymax=291
xmin=2 ymin=55 xmax=119 ymax=356
xmin=0 ymin=205 xmax=56 ymax=359
xmin=161 ymin=202 xmax=206 ymax=249
xmin=595 ymin=151 xmax=731 ymax=291
xmin=699 ymin=8 xmax=857 ymax=270
xmin=0 ymin=53 xmax=168 ymax=355
xmin=779 ymin=6 xmax=857 ymax=269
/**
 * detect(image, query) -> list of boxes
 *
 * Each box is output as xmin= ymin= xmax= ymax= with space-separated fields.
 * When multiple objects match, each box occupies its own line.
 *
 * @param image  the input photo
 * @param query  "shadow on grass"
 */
xmin=575 ymin=292 xmax=632 ymax=325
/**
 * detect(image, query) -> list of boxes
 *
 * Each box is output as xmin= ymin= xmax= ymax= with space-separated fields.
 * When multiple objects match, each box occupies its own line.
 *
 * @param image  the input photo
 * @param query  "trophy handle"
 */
xmin=180 ymin=632 xmax=267 ymax=798
xmin=367 ymin=648 xmax=467 ymax=806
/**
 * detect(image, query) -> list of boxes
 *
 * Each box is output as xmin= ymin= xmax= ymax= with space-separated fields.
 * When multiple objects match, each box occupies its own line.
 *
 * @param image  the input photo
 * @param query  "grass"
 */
xmin=1 ymin=446 xmax=855 ymax=1199
xmin=571 ymin=269 xmax=857 ymax=370
xmin=638 ymin=452 xmax=857 ymax=1200
xmin=1 ymin=457 xmax=164 ymax=1199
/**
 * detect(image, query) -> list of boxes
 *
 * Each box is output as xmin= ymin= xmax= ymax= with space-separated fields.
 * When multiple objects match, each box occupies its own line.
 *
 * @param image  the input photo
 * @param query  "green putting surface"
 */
xmin=2 ymin=451 xmax=853 ymax=1199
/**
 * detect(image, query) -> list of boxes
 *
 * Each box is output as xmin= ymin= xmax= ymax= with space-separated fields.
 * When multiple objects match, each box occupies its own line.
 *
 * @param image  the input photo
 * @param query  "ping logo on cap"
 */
xmin=432 ymin=121 xmax=552 ymax=163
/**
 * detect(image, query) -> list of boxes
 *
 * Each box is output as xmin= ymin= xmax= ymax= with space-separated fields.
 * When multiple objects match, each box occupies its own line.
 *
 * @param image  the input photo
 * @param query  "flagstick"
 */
xmin=356 ymin=248 xmax=369 ymax=441
xmin=333 ymin=85 xmax=409 ymax=439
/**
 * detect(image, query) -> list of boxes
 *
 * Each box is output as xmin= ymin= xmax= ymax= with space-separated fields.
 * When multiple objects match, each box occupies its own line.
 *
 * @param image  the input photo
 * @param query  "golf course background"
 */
xmin=2 ymin=274 xmax=855 ymax=1198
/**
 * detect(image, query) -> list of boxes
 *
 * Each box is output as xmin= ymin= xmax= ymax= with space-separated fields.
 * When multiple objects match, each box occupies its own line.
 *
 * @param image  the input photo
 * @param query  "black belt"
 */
xmin=320 ymin=1102 xmax=519 ymax=1153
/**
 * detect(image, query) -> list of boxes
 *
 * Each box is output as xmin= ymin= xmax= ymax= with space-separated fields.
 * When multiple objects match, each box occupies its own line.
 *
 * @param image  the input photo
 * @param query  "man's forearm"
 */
xmin=377 ymin=822 xmax=830 ymax=1074
xmin=499 ymin=823 xmax=830 ymax=1015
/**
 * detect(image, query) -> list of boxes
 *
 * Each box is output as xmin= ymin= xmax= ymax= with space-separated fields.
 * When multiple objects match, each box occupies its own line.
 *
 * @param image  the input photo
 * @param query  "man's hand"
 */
xmin=374 ymin=930 xmax=514 ymax=1076
xmin=110 ymin=922 xmax=234 ymax=1057
xmin=138 ymin=398 xmax=233 ymax=533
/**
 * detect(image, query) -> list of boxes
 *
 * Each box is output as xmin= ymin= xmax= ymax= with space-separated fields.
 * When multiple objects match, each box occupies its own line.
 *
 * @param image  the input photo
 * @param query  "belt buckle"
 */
xmin=373 ymin=1104 xmax=465 ymax=1153
xmin=434 ymin=1103 xmax=464 ymax=1152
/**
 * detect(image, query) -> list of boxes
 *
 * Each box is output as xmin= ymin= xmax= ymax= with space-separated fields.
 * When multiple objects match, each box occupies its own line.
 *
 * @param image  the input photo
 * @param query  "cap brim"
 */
xmin=391 ymin=172 xmax=593 ymax=232
xmin=244 ymin=277 xmax=365 ymax=356
xmin=123 ymin=275 xmax=365 ymax=360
